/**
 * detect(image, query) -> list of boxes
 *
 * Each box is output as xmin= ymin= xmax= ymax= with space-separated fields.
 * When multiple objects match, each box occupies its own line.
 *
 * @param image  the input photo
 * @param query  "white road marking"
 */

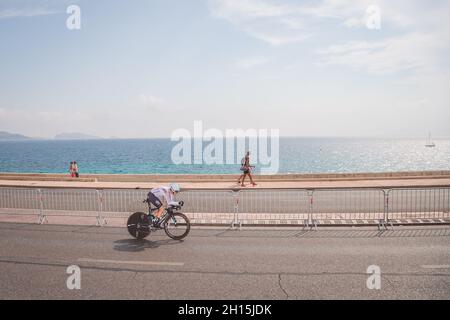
xmin=420 ymin=265 xmax=450 ymax=269
xmin=78 ymin=258 xmax=184 ymax=266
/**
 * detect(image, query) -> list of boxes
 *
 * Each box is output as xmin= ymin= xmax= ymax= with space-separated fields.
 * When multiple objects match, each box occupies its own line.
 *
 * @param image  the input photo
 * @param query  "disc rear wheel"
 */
xmin=127 ymin=212 xmax=151 ymax=239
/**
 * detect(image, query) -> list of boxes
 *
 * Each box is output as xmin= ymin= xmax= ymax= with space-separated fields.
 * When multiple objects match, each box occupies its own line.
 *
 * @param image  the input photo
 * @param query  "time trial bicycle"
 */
xmin=127 ymin=199 xmax=190 ymax=240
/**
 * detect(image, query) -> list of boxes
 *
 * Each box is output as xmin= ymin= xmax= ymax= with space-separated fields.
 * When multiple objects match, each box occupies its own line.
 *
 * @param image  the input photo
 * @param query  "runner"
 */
xmin=237 ymin=151 xmax=257 ymax=187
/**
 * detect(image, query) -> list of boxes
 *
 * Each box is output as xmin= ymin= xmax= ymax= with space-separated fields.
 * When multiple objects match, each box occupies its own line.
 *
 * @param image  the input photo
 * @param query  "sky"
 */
xmin=0 ymin=0 xmax=449 ymax=139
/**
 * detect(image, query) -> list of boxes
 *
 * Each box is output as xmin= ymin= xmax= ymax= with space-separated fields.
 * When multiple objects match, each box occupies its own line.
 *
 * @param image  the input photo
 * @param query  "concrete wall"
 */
xmin=1 ymin=170 xmax=450 ymax=182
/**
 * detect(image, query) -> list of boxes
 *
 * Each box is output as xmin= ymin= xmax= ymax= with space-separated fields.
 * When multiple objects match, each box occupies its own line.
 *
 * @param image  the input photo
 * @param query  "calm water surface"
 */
xmin=0 ymin=138 xmax=449 ymax=174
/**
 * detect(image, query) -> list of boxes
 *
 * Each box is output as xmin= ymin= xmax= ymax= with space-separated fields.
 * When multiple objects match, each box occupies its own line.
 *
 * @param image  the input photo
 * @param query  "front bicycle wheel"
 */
xmin=164 ymin=212 xmax=190 ymax=240
xmin=127 ymin=212 xmax=151 ymax=239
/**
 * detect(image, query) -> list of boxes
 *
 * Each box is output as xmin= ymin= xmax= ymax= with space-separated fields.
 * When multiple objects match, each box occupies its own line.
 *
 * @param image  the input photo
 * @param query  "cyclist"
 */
xmin=147 ymin=183 xmax=181 ymax=226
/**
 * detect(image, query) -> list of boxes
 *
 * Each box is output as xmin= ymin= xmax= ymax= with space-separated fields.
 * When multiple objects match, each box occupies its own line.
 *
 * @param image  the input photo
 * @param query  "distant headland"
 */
xmin=0 ymin=131 xmax=103 ymax=141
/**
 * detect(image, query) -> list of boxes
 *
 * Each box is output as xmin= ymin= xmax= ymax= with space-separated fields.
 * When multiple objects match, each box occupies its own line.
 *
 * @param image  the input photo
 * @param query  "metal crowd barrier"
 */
xmin=237 ymin=189 xmax=310 ymax=228
xmin=388 ymin=188 xmax=450 ymax=222
xmin=311 ymin=188 xmax=385 ymax=229
xmin=40 ymin=189 xmax=100 ymax=224
xmin=177 ymin=190 xmax=236 ymax=225
xmin=0 ymin=187 xmax=449 ymax=229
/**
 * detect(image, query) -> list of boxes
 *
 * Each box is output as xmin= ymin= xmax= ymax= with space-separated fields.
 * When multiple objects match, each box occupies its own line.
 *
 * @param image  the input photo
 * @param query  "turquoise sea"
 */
xmin=0 ymin=138 xmax=449 ymax=174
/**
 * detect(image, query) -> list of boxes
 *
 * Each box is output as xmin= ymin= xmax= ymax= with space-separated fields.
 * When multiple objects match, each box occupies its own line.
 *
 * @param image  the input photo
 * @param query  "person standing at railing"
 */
xmin=69 ymin=161 xmax=75 ymax=178
xmin=73 ymin=161 xmax=79 ymax=178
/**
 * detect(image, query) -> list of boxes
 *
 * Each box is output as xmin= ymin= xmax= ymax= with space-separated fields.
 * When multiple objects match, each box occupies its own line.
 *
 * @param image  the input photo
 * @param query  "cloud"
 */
xmin=317 ymin=32 xmax=447 ymax=75
xmin=296 ymin=0 xmax=417 ymax=28
xmin=208 ymin=0 xmax=383 ymax=46
xmin=0 ymin=8 xmax=57 ymax=19
xmin=299 ymin=0 xmax=366 ymax=19
xmin=209 ymin=0 xmax=450 ymax=48
xmin=138 ymin=94 xmax=164 ymax=110
xmin=343 ymin=17 xmax=364 ymax=28
xmin=209 ymin=0 xmax=312 ymax=46
xmin=0 ymin=0 xmax=78 ymax=20
xmin=235 ymin=57 xmax=269 ymax=68
xmin=210 ymin=0 xmax=289 ymax=19
xmin=312 ymin=1 xmax=450 ymax=76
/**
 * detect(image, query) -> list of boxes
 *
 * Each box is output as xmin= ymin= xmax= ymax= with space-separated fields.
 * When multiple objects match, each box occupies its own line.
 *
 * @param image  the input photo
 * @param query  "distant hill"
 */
xmin=0 ymin=131 xmax=32 ymax=141
xmin=55 ymin=132 xmax=102 ymax=140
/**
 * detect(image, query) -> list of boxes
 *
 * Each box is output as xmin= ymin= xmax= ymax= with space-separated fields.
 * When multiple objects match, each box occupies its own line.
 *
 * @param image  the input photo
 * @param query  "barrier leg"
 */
xmin=96 ymin=190 xmax=106 ymax=227
xmin=308 ymin=190 xmax=318 ymax=231
xmin=37 ymin=189 xmax=47 ymax=225
xmin=379 ymin=189 xmax=393 ymax=231
xmin=302 ymin=218 xmax=309 ymax=230
xmin=385 ymin=189 xmax=394 ymax=230
xmin=231 ymin=191 xmax=241 ymax=230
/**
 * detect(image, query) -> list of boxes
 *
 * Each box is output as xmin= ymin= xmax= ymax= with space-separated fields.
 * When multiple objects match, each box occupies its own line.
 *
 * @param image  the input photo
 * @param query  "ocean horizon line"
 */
xmin=2 ymin=135 xmax=450 ymax=141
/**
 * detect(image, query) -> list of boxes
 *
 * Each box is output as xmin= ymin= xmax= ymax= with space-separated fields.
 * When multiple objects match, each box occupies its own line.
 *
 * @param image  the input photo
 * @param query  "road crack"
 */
xmin=278 ymin=274 xmax=289 ymax=299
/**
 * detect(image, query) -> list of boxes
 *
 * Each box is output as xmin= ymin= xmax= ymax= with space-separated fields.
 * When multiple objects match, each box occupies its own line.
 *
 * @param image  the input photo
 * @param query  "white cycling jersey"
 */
xmin=150 ymin=186 xmax=175 ymax=206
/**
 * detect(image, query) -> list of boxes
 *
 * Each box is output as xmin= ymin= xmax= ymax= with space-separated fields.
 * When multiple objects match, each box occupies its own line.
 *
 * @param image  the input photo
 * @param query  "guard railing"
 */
xmin=0 ymin=187 xmax=449 ymax=230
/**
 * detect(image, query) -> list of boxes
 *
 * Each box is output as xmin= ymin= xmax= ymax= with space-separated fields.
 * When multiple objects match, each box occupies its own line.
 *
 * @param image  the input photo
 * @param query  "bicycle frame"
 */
xmin=146 ymin=203 xmax=179 ymax=226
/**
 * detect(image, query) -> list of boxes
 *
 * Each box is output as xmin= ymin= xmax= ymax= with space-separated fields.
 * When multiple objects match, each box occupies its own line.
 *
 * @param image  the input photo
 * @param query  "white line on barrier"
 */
xmin=420 ymin=265 xmax=450 ymax=269
xmin=78 ymin=258 xmax=184 ymax=266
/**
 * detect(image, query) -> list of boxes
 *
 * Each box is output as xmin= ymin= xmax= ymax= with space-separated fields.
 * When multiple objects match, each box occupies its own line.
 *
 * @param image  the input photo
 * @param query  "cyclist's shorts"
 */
xmin=147 ymin=192 xmax=163 ymax=209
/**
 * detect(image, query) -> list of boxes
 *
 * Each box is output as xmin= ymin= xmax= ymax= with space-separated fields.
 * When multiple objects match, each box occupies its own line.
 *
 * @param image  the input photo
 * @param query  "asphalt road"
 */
xmin=0 ymin=222 xmax=449 ymax=299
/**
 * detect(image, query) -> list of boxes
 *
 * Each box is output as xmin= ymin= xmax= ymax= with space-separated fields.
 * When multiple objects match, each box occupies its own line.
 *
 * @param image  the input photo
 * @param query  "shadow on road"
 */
xmin=293 ymin=228 xmax=450 ymax=238
xmin=113 ymin=238 xmax=183 ymax=252
xmin=214 ymin=228 xmax=450 ymax=239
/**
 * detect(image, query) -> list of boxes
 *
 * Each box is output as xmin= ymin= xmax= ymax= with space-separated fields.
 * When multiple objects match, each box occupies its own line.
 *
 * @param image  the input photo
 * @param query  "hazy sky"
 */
xmin=1 ymin=0 xmax=449 ymax=138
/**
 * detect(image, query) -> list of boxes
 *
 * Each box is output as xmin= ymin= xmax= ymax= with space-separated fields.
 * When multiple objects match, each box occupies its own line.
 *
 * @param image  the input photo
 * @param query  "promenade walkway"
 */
xmin=1 ymin=171 xmax=450 ymax=189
